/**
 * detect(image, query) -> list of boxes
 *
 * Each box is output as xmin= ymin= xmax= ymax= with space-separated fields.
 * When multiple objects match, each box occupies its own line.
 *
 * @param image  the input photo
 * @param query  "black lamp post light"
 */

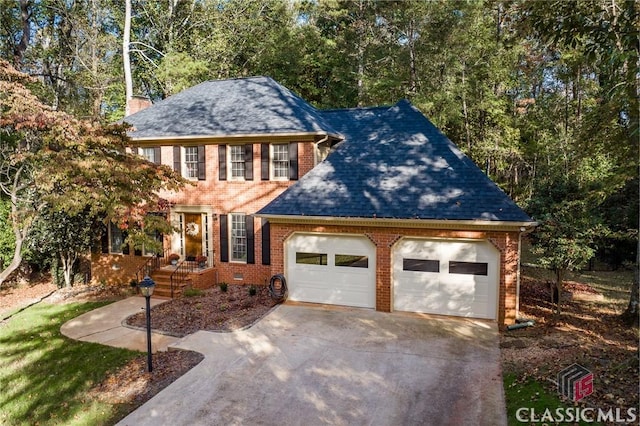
xmin=139 ymin=276 xmax=156 ymax=372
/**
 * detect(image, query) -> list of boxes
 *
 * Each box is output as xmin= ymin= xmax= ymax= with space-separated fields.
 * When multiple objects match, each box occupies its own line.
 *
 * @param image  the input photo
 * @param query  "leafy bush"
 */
xmin=219 ymin=282 xmax=228 ymax=292
xmin=248 ymin=285 xmax=257 ymax=296
xmin=183 ymin=288 xmax=203 ymax=297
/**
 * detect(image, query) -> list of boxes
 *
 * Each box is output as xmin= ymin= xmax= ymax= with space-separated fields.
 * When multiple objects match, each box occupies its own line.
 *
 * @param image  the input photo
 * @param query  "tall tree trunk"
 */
xmin=621 ymin=234 xmax=639 ymax=326
xmin=61 ymin=252 xmax=77 ymax=288
xmin=13 ymin=0 xmax=30 ymax=69
xmin=554 ymin=268 xmax=564 ymax=315
xmin=461 ymin=63 xmax=472 ymax=153
xmin=123 ymin=0 xmax=133 ymax=116
xmin=0 ymin=177 xmax=30 ymax=287
xmin=407 ymin=19 xmax=418 ymax=94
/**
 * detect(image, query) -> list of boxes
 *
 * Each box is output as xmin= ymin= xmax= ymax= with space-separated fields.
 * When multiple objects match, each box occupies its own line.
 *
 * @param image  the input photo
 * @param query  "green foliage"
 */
xmin=0 ymin=197 xmax=15 ymax=268
xmin=219 ymin=282 xmax=228 ymax=292
xmin=183 ymin=287 xmax=203 ymax=297
xmin=248 ymin=285 xmax=257 ymax=296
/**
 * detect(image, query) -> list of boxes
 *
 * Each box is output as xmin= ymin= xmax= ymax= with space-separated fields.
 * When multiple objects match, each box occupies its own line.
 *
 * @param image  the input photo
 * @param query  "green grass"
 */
xmin=0 ymin=301 xmax=140 ymax=426
xmin=504 ymin=373 xmax=603 ymax=426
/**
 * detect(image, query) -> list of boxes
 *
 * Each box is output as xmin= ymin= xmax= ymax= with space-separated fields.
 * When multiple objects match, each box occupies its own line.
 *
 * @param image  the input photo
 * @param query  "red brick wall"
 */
xmin=268 ymin=223 xmax=520 ymax=327
xmin=91 ymin=252 xmax=148 ymax=286
xmin=92 ymin=141 xmax=315 ymax=288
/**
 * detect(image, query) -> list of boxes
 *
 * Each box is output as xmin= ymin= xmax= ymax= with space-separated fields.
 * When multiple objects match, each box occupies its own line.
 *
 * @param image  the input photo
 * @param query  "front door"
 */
xmin=184 ymin=213 xmax=203 ymax=260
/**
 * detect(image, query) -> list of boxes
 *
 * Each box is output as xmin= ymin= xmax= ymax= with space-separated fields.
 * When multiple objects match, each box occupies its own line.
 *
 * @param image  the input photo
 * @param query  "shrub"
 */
xmin=248 ymin=285 xmax=257 ymax=296
xmin=219 ymin=282 xmax=228 ymax=292
xmin=183 ymin=288 xmax=203 ymax=297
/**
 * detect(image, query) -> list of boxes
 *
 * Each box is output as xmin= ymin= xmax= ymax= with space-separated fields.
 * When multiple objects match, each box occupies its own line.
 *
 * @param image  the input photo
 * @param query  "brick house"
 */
xmin=92 ymin=76 xmax=535 ymax=326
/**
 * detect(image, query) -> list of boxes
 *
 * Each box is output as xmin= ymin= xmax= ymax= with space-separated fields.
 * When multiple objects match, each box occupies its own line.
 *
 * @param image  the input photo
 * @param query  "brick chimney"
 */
xmin=126 ymin=96 xmax=152 ymax=116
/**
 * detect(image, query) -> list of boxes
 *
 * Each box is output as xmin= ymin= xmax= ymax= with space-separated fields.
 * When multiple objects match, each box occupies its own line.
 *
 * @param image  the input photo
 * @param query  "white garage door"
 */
xmin=393 ymin=238 xmax=499 ymax=319
xmin=286 ymin=233 xmax=376 ymax=308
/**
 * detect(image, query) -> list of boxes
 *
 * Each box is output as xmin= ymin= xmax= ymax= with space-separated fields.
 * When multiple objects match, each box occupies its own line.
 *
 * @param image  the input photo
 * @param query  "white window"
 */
xmin=229 ymin=145 xmax=245 ymax=179
xmin=271 ymin=144 xmax=289 ymax=179
xmin=230 ymin=213 xmax=247 ymax=262
xmin=184 ymin=146 xmax=199 ymax=179
xmin=141 ymin=147 xmax=156 ymax=163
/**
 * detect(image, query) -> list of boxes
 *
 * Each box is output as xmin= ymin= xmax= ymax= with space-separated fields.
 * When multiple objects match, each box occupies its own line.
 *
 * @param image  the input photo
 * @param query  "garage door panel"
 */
xmin=393 ymin=238 xmax=499 ymax=320
xmin=287 ymin=234 xmax=375 ymax=309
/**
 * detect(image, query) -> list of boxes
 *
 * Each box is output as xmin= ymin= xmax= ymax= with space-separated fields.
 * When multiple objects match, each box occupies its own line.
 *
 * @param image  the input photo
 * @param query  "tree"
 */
xmin=527 ymin=159 xmax=610 ymax=314
xmin=520 ymin=0 xmax=639 ymax=325
xmin=27 ymin=207 xmax=95 ymax=288
xmin=0 ymin=59 xmax=186 ymax=287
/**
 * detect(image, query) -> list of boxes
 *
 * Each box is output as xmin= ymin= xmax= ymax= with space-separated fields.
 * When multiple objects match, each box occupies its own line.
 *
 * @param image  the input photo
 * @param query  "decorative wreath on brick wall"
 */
xmin=185 ymin=222 xmax=199 ymax=237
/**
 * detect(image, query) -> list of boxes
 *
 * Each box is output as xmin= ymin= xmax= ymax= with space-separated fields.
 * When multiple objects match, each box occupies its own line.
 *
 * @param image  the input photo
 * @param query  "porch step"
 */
xmin=148 ymin=268 xmax=191 ymax=298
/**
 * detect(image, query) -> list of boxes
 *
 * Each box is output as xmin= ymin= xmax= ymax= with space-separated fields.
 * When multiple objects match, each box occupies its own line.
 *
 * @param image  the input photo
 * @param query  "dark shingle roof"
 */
xmin=258 ymin=100 xmax=532 ymax=222
xmin=124 ymin=76 xmax=337 ymax=138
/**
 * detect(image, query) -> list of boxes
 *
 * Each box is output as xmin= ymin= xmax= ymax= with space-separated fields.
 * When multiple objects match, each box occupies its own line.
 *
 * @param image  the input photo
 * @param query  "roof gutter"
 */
xmin=128 ymin=131 xmax=342 ymax=144
xmin=255 ymin=214 xmax=538 ymax=232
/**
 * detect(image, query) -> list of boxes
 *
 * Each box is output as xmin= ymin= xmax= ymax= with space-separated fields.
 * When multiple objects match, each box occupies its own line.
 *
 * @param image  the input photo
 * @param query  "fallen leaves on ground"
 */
xmin=501 ymin=267 xmax=639 ymax=417
xmin=125 ymin=284 xmax=279 ymax=337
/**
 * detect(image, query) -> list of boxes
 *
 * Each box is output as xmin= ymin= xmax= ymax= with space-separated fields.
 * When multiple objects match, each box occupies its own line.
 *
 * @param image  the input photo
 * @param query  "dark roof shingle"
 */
xmin=258 ymin=100 xmax=532 ymax=222
xmin=124 ymin=76 xmax=337 ymax=138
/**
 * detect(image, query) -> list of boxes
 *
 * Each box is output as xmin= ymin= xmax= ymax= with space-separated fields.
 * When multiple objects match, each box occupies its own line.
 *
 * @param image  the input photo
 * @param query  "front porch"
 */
xmin=136 ymin=255 xmax=217 ymax=298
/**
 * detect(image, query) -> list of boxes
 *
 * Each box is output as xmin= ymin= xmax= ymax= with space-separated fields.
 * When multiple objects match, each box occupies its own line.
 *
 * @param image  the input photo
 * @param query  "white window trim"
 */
xmin=228 ymin=145 xmax=245 ymax=181
xmin=229 ymin=212 xmax=247 ymax=263
xmin=270 ymin=143 xmax=289 ymax=181
xmin=183 ymin=146 xmax=199 ymax=180
xmin=141 ymin=147 xmax=156 ymax=163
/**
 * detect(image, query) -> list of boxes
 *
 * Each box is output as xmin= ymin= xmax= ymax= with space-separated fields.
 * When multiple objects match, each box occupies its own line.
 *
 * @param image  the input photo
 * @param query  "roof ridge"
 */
xmin=321 ymin=104 xmax=392 ymax=113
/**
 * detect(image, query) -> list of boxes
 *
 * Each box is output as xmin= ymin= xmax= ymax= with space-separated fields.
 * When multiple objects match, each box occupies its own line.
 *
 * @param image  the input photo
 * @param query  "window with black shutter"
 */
xmin=197 ymin=145 xmax=206 ymax=180
xmin=289 ymin=142 xmax=298 ymax=180
xmin=261 ymin=143 xmax=269 ymax=180
xmin=220 ymin=214 xmax=229 ymax=262
xmin=261 ymin=219 xmax=270 ymax=265
xmin=218 ymin=145 xmax=227 ymax=180
xmin=244 ymin=144 xmax=253 ymax=180
xmin=173 ymin=146 xmax=181 ymax=174
xmin=246 ymin=215 xmax=255 ymax=264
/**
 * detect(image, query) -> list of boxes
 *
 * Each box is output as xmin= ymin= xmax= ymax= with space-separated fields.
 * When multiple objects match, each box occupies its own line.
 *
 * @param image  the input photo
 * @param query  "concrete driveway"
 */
xmin=116 ymin=304 xmax=506 ymax=426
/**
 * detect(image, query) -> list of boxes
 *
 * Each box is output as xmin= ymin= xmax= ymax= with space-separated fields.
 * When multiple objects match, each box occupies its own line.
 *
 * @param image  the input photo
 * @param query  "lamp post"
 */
xmin=139 ymin=276 xmax=156 ymax=372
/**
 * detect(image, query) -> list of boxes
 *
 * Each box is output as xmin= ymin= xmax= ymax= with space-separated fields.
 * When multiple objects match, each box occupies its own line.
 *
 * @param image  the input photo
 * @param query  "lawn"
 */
xmin=0 ymin=301 xmax=140 ymax=426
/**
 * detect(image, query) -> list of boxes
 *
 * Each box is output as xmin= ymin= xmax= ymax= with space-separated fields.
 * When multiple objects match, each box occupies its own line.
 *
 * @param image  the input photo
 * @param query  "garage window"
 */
xmin=449 ymin=261 xmax=488 ymax=276
xmin=335 ymin=254 xmax=368 ymax=268
xmin=296 ymin=252 xmax=327 ymax=265
xmin=403 ymin=258 xmax=440 ymax=272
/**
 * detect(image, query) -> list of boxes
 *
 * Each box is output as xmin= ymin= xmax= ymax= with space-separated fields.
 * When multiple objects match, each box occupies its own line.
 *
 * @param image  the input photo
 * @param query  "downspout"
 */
xmin=516 ymin=225 xmax=536 ymax=320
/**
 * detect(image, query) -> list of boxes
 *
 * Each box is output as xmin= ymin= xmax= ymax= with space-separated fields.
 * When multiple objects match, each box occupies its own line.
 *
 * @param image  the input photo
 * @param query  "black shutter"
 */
xmin=289 ymin=142 xmax=298 ymax=180
xmin=261 ymin=143 xmax=270 ymax=180
xmin=173 ymin=146 xmax=181 ymax=174
xmin=246 ymin=215 xmax=255 ymax=264
xmin=218 ymin=145 xmax=227 ymax=181
xmin=220 ymin=214 xmax=229 ymax=262
xmin=197 ymin=145 xmax=206 ymax=180
xmin=122 ymin=231 xmax=129 ymax=255
xmin=154 ymin=146 xmax=161 ymax=164
xmin=244 ymin=144 xmax=253 ymax=181
xmin=101 ymin=223 xmax=109 ymax=254
xmin=261 ymin=219 xmax=270 ymax=265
